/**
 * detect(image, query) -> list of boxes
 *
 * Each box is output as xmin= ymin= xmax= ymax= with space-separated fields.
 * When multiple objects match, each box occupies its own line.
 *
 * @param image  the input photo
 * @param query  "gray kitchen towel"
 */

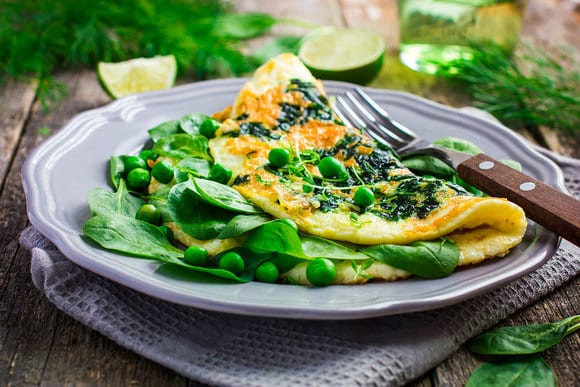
xmin=20 ymin=139 xmax=579 ymax=385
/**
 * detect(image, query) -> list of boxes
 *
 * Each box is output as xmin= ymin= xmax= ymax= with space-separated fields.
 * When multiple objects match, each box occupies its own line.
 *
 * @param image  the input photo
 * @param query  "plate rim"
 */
xmin=22 ymin=78 xmax=562 ymax=320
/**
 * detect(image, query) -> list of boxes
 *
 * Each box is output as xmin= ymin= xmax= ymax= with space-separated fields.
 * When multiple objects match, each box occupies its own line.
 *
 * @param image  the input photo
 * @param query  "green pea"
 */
xmin=219 ymin=251 xmax=245 ymax=275
xmin=318 ymin=156 xmax=347 ymax=180
xmin=183 ymin=246 xmax=209 ymax=266
xmin=139 ymin=149 xmax=158 ymax=162
xmin=124 ymin=155 xmax=147 ymax=172
xmin=268 ymin=148 xmax=290 ymax=167
xmin=354 ymin=187 xmax=375 ymax=207
xmin=151 ymin=160 xmax=174 ymax=184
xmin=126 ymin=168 xmax=151 ymax=191
xmin=255 ymin=262 xmax=279 ymax=283
xmin=209 ymin=163 xmax=232 ymax=184
xmin=135 ymin=204 xmax=161 ymax=225
xmin=159 ymin=225 xmax=174 ymax=243
xmin=306 ymin=258 xmax=336 ymax=286
xmin=200 ymin=118 xmax=220 ymax=138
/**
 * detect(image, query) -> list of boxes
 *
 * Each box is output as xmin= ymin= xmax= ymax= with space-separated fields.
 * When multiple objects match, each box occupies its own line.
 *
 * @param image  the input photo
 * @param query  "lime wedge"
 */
xmin=97 ymin=55 xmax=177 ymax=99
xmin=298 ymin=28 xmax=385 ymax=85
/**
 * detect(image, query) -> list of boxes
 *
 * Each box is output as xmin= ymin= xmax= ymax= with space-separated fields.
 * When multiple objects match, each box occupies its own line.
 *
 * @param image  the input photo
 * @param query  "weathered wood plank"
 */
xmin=0 ymin=80 xmax=36 ymax=192
xmin=0 ymin=70 xmax=189 ymax=386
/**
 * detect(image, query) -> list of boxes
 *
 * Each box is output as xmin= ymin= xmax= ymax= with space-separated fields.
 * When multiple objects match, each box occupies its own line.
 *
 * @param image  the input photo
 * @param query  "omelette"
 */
xmin=155 ymin=53 xmax=527 ymax=285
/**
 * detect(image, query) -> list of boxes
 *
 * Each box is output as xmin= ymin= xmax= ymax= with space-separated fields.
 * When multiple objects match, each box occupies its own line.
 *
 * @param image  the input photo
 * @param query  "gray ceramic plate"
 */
xmin=22 ymin=79 xmax=562 ymax=320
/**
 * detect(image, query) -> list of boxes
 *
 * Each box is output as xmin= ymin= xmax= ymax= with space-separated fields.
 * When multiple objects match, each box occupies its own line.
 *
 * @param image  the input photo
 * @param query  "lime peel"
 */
xmin=298 ymin=28 xmax=385 ymax=85
xmin=97 ymin=55 xmax=177 ymax=99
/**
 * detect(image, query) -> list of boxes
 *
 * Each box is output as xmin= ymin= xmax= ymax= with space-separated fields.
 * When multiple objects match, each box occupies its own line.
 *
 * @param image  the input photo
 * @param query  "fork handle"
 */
xmin=457 ymin=153 xmax=580 ymax=246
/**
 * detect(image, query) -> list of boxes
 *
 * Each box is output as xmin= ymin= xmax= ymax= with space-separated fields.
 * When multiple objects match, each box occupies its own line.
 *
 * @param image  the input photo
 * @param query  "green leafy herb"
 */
xmin=87 ymin=179 xmax=144 ymax=217
xmin=152 ymin=133 xmax=212 ymax=160
xmin=466 ymin=356 xmax=557 ymax=387
xmin=465 ymin=315 xmax=579 ymax=386
xmin=467 ymin=315 xmax=580 ymax=355
xmin=451 ymin=44 xmax=580 ymax=134
xmin=361 ymin=238 xmax=459 ymax=278
xmin=167 ymin=181 xmax=233 ymax=240
xmin=192 ymin=178 xmax=262 ymax=214
xmin=217 ymin=214 xmax=273 ymax=239
xmin=0 ymin=0 xmax=315 ymax=109
xmin=83 ymin=214 xmax=183 ymax=259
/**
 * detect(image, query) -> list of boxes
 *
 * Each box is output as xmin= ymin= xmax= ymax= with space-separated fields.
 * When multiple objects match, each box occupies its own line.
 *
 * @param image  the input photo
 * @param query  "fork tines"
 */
xmin=335 ymin=89 xmax=417 ymax=151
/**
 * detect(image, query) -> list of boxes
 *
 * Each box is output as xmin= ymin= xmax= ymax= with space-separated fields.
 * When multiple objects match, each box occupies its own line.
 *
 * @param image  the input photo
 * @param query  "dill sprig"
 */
xmin=0 ymin=0 xmax=313 ymax=109
xmin=451 ymin=44 xmax=579 ymax=134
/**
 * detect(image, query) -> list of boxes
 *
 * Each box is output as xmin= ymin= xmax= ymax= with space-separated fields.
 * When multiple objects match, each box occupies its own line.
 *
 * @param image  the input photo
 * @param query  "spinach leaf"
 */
xmin=148 ymin=119 xmax=181 ymax=142
xmin=193 ymin=177 xmax=262 ymax=214
xmin=175 ymin=157 xmax=211 ymax=182
xmin=300 ymin=234 xmax=369 ymax=260
xmin=434 ymin=137 xmax=483 ymax=155
xmin=109 ymin=155 xmax=126 ymax=190
xmin=361 ymin=238 xmax=459 ymax=278
xmin=179 ymin=113 xmax=217 ymax=136
xmin=215 ymin=12 xmax=277 ymax=39
xmin=152 ymin=133 xmax=212 ymax=160
xmin=167 ymin=181 xmax=233 ymax=240
xmin=217 ymin=214 xmax=272 ymax=239
xmin=87 ymin=179 xmax=144 ymax=218
xmin=467 ymin=315 xmax=580 ymax=355
xmin=83 ymin=214 xmax=183 ymax=260
xmin=465 ymin=356 xmax=557 ymax=387
xmin=244 ymin=220 xmax=305 ymax=259
xmin=402 ymin=154 xmax=455 ymax=177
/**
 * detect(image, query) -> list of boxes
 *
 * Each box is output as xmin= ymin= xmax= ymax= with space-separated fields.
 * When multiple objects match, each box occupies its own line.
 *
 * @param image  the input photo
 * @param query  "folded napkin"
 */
xmin=20 ymin=110 xmax=579 ymax=386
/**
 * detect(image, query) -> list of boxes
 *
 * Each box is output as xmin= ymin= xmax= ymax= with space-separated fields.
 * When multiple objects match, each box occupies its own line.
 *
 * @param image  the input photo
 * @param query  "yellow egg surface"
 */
xmin=206 ymin=54 xmax=527 ymax=273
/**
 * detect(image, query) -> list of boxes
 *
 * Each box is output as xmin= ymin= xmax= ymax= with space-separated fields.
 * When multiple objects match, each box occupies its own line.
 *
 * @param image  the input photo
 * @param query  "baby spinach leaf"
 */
xmin=87 ymin=179 xmax=144 ymax=218
xmin=179 ymin=113 xmax=217 ymax=136
xmin=153 ymin=133 xmax=212 ymax=160
xmin=109 ymin=155 xmax=126 ymax=190
xmin=465 ymin=356 xmax=557 ymax=387
xmin=244 ymin=221 xmax=305 ymax=258
xmin=175 ymin=157 xmax=212 ymax=182
xmin=193 ymin=177 xmax=262 ymax=214
xmin=83 ymin=214 xmax=183 ymax=260
xmin=402 ymin=154 xmax=455 ymax=177
xmin=467 ymin=315 xmax=580 ymax=355
xmin=361 ymin=238 xmax=459 ymax=278
xmin=217 ymin=214 xmax=273 ymax=239
xmin=167 ymin=181 xmax=233 ymax=240
xmin=148 ymin=119 xmax=181 ymax=142
xmin=300 ymin=235 xmax=369 ymax=260
xmin=434 ymin=136 xmax=483 ymax=155
xmin=215 ymin=12 xmax=277 ymax=40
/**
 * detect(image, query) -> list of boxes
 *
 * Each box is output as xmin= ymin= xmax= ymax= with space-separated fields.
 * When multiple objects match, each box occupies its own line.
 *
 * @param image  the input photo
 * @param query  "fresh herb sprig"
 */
xmin=0 ymin=0 xmax=315 ymax=110
xmin=451 ymin=44 xmax=580 ymax=134
xmin=465 ymin=315 xmax=580 ymax=386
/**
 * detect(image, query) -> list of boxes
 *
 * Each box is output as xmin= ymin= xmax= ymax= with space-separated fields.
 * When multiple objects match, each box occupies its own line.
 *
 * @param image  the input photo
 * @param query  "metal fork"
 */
xmin=334 ymin=88 xmax=580 ymax=246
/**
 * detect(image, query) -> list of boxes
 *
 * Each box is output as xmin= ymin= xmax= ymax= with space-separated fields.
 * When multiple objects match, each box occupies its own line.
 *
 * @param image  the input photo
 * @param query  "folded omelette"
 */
xmin=158 ymin=53 xmax=527 ymax=284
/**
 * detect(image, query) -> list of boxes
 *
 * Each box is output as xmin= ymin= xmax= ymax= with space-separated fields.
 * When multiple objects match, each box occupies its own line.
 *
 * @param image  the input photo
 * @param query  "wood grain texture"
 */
xmin=0 ymin=0 xmax=577 ymax=386
xmin=458 ymin=153 xmax=580 ymax=246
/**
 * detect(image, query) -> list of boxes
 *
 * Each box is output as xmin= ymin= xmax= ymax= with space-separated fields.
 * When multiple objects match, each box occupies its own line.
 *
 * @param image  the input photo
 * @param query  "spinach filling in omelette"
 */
xmin=84 ymin=53 xmax=527 ymax=286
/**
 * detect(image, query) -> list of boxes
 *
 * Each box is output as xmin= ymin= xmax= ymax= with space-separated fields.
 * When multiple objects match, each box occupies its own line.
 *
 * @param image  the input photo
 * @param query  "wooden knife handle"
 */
xmin=457 ymin=153 xmax=580 ymax=246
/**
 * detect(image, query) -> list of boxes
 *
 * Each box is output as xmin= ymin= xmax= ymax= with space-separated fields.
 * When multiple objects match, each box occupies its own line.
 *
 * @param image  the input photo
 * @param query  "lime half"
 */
xmin=97 ymin=55 xmax=177 ymax=99
xmin=298 ymin=28 xmax=385 ymax=85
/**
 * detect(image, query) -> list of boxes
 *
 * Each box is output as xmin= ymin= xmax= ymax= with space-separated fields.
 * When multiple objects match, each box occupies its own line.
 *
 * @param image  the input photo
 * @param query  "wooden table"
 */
xmin=1 ymin=0 xmax=578 ymax=385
